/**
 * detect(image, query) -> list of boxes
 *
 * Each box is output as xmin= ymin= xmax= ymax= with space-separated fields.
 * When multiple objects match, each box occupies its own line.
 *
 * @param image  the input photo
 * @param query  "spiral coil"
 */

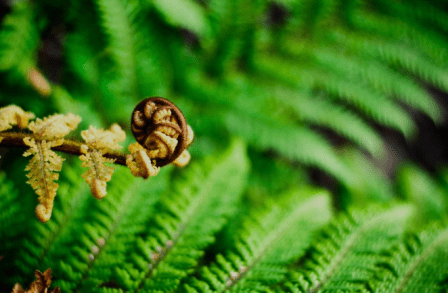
xmin=131 ymin=97 xmax=188 ymax=167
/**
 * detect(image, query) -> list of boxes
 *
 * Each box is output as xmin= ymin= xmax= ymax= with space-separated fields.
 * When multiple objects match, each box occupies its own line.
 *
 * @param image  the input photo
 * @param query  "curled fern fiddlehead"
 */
xmin=131 ymin=97 xmax=189 ymax=167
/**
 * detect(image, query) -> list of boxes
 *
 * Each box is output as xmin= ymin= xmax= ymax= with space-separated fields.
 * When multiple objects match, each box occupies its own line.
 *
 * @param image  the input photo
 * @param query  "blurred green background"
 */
xmin=2 ymin=0 xmax=448 ymax=291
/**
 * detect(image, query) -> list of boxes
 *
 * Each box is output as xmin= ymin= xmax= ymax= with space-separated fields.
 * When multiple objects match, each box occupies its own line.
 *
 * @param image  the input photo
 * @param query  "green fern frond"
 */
xmin=128 ymin=2 xmax=172 ymax=97
xmin=329 ymin=29 xmax=448 ymax=94
xmin=311 ymin=48 xmax=443 ymax=124
xmin=72 ymin=168 xmax=172 ymax=292
xmin=371 ymin=0 xmax=448 ymax=34
xmin=396 ymin=164 xmax=447 ymax=225
xmin=9 ymin=163 xmax=90 ymax=286
xmin=371 ymin=224 xmax=448 ymax=292
xmin=0 ymin=172 xmax=28 ymax=286
xmin=225 ymin=111 xmax=351 ymax=184
xmin=249 ymin=79 xmax=385 ymax=157
xmin=41 ymin=168 xmax=142 ymax=291
xmin=352 ymin=8 xmax=448 ymax=70
xmin=0 ymin=1 xmax=38 ymax=75
xmin=94 ymin=0 xmax=138 ymax=120
xmin=257 ymin=54 xmax=417 ymax=138
xmin=151 ymin=0 xmax=208 ymax=37
xmin=281 ymin=205 xmax=413 ymax=292
xmin=113 ymin=139 xmax=249 ymax=291
xmin=183 ymin=189 xmax=332 ymax=292
xmin=338 ymin=148 xmax=393 ymax=209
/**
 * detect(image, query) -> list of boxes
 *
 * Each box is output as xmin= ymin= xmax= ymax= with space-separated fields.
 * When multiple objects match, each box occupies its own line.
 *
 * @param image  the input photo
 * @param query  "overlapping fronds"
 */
xmin=12 ymin=164 xmax=91 ymax=286
xmin=225 ymin=111 xmax=351 ymax=184
xmin=281 ymin=205 xmax=413 ymax=292
xmin=2 ymin=0 xmax=448 ymax=291
xmin=112 ymin=139 xmax=249 ymax=291
xmin=371 ymin=224 xmax=448 ymax=292
xmin=184 ymin=189 xmax=332 ymax=292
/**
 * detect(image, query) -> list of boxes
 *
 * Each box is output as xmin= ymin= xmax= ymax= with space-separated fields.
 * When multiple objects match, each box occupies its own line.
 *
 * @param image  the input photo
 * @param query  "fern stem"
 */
xmin=0 ymin=132 xmax=127 ymax=165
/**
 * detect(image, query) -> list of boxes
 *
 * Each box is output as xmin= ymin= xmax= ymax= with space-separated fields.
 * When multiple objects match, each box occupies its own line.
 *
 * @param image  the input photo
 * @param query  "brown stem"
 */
xmin=0 ymin=132 xmax=127 ymax=166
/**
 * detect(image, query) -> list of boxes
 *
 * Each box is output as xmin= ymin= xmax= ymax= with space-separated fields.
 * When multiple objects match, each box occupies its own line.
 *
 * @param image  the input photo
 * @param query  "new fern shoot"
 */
xmin=0 ymin=98 xmax=195 ymax=222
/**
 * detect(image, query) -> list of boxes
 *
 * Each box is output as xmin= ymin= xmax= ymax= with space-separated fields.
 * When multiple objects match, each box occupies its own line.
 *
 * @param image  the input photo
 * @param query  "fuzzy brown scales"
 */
xmin=131 ymin=97 xmax=188 ymax=167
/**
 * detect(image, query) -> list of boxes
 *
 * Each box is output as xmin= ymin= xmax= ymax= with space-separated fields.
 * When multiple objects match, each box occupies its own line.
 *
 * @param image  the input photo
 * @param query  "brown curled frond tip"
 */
xmin=131 ymin=97 xmax=189 ymax=167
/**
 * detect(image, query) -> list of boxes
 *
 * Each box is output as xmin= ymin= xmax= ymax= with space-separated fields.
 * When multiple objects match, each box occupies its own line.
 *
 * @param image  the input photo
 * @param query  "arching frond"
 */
xmin=281 ymin=206 xmax=413 ymax=292
xmin=184 ymin=189 xmax=332 ymax=292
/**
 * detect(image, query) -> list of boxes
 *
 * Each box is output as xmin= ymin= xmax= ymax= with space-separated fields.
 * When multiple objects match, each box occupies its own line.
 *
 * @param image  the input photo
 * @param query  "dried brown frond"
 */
xmin=26 ymin=68 xmax=52 ymax=97
xmin=0 ymin=105 xmax=35 ymax=131
xmin=12 ymin=268 xmax=60 ymax=293
xmin=126 ymin=142 xmax=159 ymax=179
xmin=79 ymin=124 xmax=126 ymax=199
xmin=24 ymin=113 xmax=81 ymax=222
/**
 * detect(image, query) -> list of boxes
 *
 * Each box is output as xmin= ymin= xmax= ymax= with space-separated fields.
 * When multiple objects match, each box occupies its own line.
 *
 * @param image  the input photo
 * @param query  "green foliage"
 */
xmin=184 ymin=190 xmax=332 ymax=292
xmin=2 ymin=0 xmax=448 ymax=291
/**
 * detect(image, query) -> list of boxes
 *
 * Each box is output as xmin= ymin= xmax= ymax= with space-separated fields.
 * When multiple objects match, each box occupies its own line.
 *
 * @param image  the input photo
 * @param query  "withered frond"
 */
xmin=0 ymin=105 xmax=35 ymax=131
xmin=23 ymin=113 xmax=80 ymax=222
xmin=23 ymin=138 xmax=64 ymax=222
xmin=79 ymin=124 xmax=126 ymax=199
xmin=12 ymin=268 xmax=60 ymax=293
xmin=28 ymin=113 xmax=81 ymax=138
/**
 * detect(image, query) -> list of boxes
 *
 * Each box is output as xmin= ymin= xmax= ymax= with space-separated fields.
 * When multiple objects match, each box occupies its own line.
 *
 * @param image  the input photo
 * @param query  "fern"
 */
xmin=281 ymin=205 xmax=413 ymax=292
xmin=0 ymin=1 xmax=38 ymax=75
xmin=184 ymin=189 xmax=332 ymax=292
xmin=94 ymin=0 xmax=138 ymax=121
xmin=2 ymin=0 xmax=448 ymax=291
xmin=225 ymin=111 xmax=351 ymax=184
xmin=371 ymin=224 xmax=448 ymax=292
xmin=112 ymin=139 xmax=249 ymax=291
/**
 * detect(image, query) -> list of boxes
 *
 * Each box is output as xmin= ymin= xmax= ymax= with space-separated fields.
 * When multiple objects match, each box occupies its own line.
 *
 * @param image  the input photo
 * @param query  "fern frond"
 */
xmin=247 ymin=79 xmax=385 ymax=157
xmin=0 ymin=1 xmax=38 ymax=74
xmin=23 ymin=138 xmax=65 ymax=223
xmin=257 ymin=54 xmax=417 ymax=138
xmin=281 ymin=205 xmax=413 ymax=292
xmin=371 ymin=224 xmax=448 ymax=292
xmin=14 ymin=163 xmax=91 ymax=286
xmin=45 ymin=168 xmax=166 ymax=292
xmin=225 ymin=111 xmax=351 ymax=184
xmin=114 ymin=139 xmax=249 ymax=291
xmin=0 ymin=173 xmax=26 ymax=256
xmin=0 ymin=105 xmax=35 ymax=131
xmin=184 ymin=189 xmax=332 ymax=292
xmin=151 ymin=0 xmax=208 ymax=36
xmin=338 ymin=148 xmax=393 ymax=208
xmin=94 ymin=0 xmax=138 ymax=120
xmin=79 ymin=124 xmax=126 ymax=199
xmin=23 ymin=113 xmax=81 ymax=222
xmin=372 ymin=0 xmax=448 ymax=34
xmin=27 ymin=113 xmax=81 ymax=139
xmin=74 ymin=169 xmax=172 ymax=292
xmin=311 ymin=48 xmax=443 ymax=124
xmin=329 ymin=29 xmax=448 ymax=94
xmin=396 ymin=164 xmax=447 ymax=225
